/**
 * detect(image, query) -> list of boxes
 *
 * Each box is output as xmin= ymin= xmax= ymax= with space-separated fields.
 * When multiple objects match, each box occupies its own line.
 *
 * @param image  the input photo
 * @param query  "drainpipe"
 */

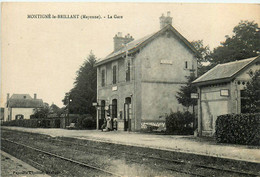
xmin=197 ymin=87 xmax=202 ymax=136
xmin=96 ymin=67 xmax=99 ymax=130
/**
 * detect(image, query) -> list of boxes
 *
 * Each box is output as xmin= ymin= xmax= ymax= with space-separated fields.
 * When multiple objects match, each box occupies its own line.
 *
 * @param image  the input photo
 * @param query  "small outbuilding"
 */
xmin=192 ymin=56 xmax=260 ymax=136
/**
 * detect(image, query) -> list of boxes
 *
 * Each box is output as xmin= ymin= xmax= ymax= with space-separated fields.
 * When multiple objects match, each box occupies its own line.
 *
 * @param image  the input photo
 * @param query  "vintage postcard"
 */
xmin=1 ymin=2 xmax=259 ymax=176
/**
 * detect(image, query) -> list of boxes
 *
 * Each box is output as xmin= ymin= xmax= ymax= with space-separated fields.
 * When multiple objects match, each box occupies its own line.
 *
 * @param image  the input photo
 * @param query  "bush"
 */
xmin=2 ymin=118 xmax=61 ymax=128
xmin=82 ymin=117 xmax=95 ymax=129
xmin=165 ymin=111 xmax=194 ymax=135
xmin=215 ymin=113 xmax=260 ymax=145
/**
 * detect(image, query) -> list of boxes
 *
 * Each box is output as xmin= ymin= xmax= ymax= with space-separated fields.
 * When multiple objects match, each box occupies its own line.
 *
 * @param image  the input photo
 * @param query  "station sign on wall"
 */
xmin=220 ymin=89 xmax=229 ymax=97
xmin=191 ymin=93 xmax=199 ymax=99
xmin=160 ymin=60 xmax=173 ymax=65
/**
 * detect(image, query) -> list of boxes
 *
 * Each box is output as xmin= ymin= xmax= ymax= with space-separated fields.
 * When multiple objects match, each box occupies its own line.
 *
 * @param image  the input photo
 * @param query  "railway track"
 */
xmin=55 ymin=138 xmax=260 ymax=177
xmin=1 ymin=138 xmax=122 ymax=177
xmin=1 ymin=129 xmax=259 ymax=177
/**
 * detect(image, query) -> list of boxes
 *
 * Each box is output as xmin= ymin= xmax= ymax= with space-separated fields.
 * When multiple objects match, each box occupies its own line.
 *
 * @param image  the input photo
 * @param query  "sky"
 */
xmin=1 ymin=3 xmax=260 ymax=107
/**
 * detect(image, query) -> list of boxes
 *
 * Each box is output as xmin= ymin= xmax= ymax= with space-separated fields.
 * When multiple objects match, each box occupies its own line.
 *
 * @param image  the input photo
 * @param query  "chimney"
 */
xmin=34 ymin=93 xmax=37 ymax=99
xmin=113 ymin=32 xmax=134 ymax=51
xmin=159 ymin=11 xmax=172 ymax=29
xmin=7 ymin=93 xmax=10 ymax=101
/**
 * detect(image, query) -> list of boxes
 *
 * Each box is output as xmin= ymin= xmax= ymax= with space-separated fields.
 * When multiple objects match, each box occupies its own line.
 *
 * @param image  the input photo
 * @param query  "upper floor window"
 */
xmin=185 ymin=61 xmax=188 ymax=69
xmin=101 ymin=69 xmax=105 ymax=87
xmin=126 ymin=61 xmax=130 ymax=82
xmin=113 ymin=65 xmax=117 ymax=84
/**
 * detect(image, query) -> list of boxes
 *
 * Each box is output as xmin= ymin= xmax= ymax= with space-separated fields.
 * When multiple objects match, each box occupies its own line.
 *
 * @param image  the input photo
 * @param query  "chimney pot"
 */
xmin=113 ymin=32 xmax=134 ymax=51
xmin=159 ymin=11 xmax=173 ymax=29
xmin=34 ymin=94 xmax=37 ymax=99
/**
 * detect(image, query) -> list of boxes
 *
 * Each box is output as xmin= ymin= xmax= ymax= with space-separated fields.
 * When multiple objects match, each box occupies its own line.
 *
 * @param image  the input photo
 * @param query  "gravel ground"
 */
xmin=1 ymin=150 xmax=50 ymax=177
xmin=1 ymin=129 xmax=259 ymax=177
xmin=2 ymin=126 xmax=259 ymax=163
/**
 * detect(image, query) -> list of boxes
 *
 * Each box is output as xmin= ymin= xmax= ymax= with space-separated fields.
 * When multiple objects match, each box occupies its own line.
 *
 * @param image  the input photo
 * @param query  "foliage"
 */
xmin=82 ymin=117 xmax=95 ymax=129
xmin=176 ymin=74 xmax=197 ymax=110
xmin=63 ymin=51 xmax=97 ymax=116
xmin=32 ymin=103 xmax=51 ymax=119
xmin=50 ymin=104 xmax=65 ymax=118
xmin=211 ymin=20 xmax=260 ymax=65
xmin=191 ymin=40 xmax=213 ymax=76
xmin=242 ymin=70 xmax=260 ymax=113
xmin=67 ymin=115 xmax=95 ymax=129
xmin=165 ymin=111 xmax=194 ymax=135
xmin=215 ymin=113 xmax=260 ymax=145
xmin=1 ymin=118 xmax=61 ymax=128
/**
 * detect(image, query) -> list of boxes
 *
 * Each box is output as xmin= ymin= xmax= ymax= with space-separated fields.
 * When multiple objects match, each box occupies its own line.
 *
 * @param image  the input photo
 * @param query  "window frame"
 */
xmin=112 ymin=65 xmax=117 ymax=84
xmin=126 ymin=60 xmax=131 ymax=82
xmin=101 ymin=69 xmax=105 ymax=87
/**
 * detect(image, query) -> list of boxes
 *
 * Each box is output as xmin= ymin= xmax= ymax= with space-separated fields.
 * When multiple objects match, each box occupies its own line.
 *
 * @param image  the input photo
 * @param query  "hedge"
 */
xmin=1 ymin=118 xmax=61 ymax=128
xmin=215 ymin=113 xmax=260 ymax=145
xmin=70 ymin=115 xmax=96 ymax=129
xmin=165 ymin=111 xmax=194 ymax=135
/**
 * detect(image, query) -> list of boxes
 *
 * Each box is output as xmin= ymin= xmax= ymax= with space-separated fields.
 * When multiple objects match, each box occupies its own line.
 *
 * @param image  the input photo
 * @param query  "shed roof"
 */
xmin=96 ymin=24 xmax=199 ymax=66
xmin=193 ymin=56 xmax=260 ymax=86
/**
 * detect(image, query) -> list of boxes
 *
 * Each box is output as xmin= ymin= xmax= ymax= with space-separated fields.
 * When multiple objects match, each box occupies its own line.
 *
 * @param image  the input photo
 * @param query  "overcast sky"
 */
xmin=1 ymin=3 xmax=260 ymax=107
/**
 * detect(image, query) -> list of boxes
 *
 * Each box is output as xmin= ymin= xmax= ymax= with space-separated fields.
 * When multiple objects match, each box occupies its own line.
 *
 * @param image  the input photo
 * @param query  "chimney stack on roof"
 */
xmin=159 ymin=11 xmax=172 ymax=29
xmin=113 ymin=32 xmax=134 ymax=51
xmin=34 ymin=94 xmax=37 ymax=99
xmin=7 ymin=93 xmax=10 ymax=101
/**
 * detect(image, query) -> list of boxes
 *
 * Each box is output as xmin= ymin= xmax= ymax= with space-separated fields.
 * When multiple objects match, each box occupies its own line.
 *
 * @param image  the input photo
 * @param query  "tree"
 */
xmin=32 ymin=103 xmax=51 ymax=118
xmin=211 ymin=20 xmax=260 ymax=64
xmin=191 ymin=40 xmax=212 ymax=76
xmin=242 ymin=70 xmax=260 ymax=113
xmin=63 ymin=51 xmax=97 ymax=116
xmin=176 ymin=74 xmax=197 ymax=111
xmin=50 ymin=103 xmax=64 ymax=118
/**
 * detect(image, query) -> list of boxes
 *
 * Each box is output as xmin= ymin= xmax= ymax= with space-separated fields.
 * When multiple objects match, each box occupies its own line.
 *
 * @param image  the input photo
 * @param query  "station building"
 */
xmin=193 ymin=56 xmax=260 ymax=136
xmin=95 ymin=12 xmax=199 ymax=131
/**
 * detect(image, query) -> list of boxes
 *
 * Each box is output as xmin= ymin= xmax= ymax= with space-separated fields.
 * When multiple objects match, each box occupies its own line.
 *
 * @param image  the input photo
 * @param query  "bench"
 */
xmin=145 ymin=124 xmax=159 ymax=132
xmin=66 ymin=123 xmax=75 ymax=129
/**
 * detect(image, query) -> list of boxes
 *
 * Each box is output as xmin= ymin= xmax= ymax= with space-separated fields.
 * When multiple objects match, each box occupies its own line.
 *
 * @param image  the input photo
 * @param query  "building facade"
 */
xmin=193 ymin=56 xmax=260 ymax=136
xmin=4 ymin=93 xmax=44 ymax=121
xmin=96 ymin=12 xmax=198 ymax=131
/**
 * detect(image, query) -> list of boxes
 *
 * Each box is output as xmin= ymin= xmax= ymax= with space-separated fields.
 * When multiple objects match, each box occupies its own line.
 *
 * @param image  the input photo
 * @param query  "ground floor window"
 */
xmin=15 ymin=114 xmax=24 ymax=120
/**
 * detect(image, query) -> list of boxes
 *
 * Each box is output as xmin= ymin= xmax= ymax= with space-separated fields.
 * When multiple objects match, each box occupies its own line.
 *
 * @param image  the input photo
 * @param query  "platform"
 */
xmin=1 ymin=150 xmax=50 ymax=177
xmin=2 ymin=126 xmax=260 ymax=163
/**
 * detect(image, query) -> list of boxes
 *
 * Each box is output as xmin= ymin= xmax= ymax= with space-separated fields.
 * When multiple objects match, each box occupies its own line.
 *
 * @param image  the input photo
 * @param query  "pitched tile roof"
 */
xmin=10 ymin=94 xmax=32 ymax=99
xmin=96 ymin=24 xmax=199 ymax=66
xmin=7 ymin=94 xmax=44 ymax=108
xmin=193 ymin=56 xmax=260 ymax=85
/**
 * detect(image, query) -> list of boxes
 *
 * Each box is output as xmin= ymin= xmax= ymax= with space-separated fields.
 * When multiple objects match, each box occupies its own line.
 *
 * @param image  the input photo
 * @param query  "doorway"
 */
xmin=124 ymin=97 xmax=131 ymax=131
xmin=99 ymin=100 xmax=106 ymax=129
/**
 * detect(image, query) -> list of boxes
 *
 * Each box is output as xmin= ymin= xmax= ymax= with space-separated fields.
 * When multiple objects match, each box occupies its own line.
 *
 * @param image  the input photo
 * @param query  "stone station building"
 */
xmin=95 ymin=12 xmax=199 ymax=131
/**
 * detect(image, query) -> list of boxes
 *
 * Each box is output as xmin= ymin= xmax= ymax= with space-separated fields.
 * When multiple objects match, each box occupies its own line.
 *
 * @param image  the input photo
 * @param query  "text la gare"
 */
xmin=107 ymin=14 xmax=123 ymax=19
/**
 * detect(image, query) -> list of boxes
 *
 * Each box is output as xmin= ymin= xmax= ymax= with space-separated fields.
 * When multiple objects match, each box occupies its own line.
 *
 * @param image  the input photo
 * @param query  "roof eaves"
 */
xmin=192 ymin=64 xmax=220 ymax=83
xmin=230 ymin=56 xmax=260 ymax=79
xmin=96 ymin=24 xmax=199 ymax=67
xmin=168 ymin=25 xmax=200 ymax=56
xmin=193 ymin=77 xmax=232 ymax=86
